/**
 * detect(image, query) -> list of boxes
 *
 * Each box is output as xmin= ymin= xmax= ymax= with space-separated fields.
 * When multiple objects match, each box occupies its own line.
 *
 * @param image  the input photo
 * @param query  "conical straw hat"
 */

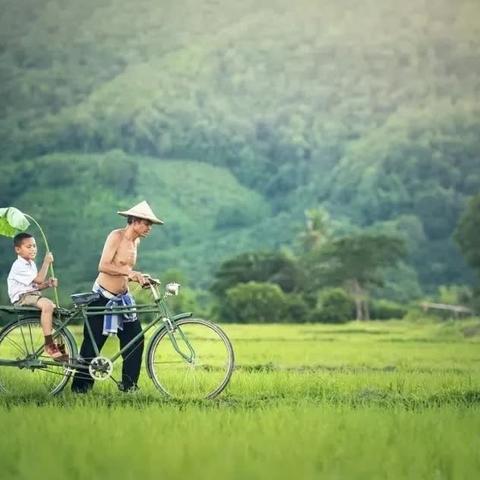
xmin=117 ymin=201 xmax=164 ymax=224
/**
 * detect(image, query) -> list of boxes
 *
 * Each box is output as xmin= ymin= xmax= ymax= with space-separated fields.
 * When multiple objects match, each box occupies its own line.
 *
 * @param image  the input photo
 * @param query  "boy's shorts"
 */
xmin=15 ymin=292 xmax=42 ymax=307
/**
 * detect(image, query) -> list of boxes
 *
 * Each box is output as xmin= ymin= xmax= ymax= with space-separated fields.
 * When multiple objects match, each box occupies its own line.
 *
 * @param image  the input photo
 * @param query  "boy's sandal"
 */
xmin=44 ymin=343 xmax=69 ymax=362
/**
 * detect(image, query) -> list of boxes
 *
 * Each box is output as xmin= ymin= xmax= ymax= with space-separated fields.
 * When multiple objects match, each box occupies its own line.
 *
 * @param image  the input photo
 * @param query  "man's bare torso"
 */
xmin=96 ymin=229 xmax=138 ymax=294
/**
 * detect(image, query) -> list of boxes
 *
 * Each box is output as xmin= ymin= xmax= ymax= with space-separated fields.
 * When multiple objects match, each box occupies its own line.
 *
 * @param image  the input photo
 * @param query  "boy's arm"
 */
xmin=98 ymin=231 xmax=130 ymax=277
xmin=33 ymin=252 xmax=53 ymax=284
xmin=35 ymin=278 xmax=58 ymax=291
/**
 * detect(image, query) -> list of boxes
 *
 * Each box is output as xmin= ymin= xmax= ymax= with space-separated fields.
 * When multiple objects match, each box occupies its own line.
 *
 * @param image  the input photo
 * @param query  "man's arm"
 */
xmin=98 ymin=231 xmax=130 ymax=277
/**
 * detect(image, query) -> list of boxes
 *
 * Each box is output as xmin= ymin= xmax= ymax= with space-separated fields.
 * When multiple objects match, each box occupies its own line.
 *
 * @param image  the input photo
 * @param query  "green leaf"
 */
xmin=0 ymin=207 xmax=30 ymax=237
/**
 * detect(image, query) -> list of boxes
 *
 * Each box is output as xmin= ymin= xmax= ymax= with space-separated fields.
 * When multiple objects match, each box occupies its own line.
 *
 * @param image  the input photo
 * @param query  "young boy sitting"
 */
xmin=7 ymin=232 xmax=67 ymax=361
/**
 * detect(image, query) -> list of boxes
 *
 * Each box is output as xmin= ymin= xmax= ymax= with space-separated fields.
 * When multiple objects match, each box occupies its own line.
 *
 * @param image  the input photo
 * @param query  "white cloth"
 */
xmin=7 ymin=256 xmax=38 ymax=304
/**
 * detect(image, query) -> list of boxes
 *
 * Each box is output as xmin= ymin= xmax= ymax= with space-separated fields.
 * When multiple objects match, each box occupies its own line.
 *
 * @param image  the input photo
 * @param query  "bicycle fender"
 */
xmin=171 ymin=312 xmax=193 ymax=321
xmin=0 ymin=314 xmax=46 ymax=335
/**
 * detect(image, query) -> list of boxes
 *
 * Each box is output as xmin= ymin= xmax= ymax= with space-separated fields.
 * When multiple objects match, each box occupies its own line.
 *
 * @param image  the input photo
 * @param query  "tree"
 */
xmin=297 ymin=208 xmax=332 ymax=252
xmin=305 ymin=233 xmax=406 ymax=320
xmin=211 ymin=251 xmax=304 ymax=296
xmin=455 ymin=194 xmax=480 ymax=277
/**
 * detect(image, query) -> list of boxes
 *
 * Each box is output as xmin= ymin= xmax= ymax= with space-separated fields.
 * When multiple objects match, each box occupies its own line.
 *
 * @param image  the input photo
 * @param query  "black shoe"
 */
xmin=118 ymin=383 xmax=140 ymax=393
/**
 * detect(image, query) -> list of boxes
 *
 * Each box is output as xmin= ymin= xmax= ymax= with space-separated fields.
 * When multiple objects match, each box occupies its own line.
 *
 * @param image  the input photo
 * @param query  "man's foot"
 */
xmin=118 ymin=383 xmax=140 ymax=393
xmin=44 ymin=343 xmax=68 ymax=362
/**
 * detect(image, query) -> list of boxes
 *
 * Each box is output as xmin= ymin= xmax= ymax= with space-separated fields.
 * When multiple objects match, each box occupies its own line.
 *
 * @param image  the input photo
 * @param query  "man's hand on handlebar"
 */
xmin=128 ymin=271 xmax=161 ymax=288
xmin=142 ymin=274 xmax=161 ymax=288
xmin=128 ymin=271 xmax=149 ymax=286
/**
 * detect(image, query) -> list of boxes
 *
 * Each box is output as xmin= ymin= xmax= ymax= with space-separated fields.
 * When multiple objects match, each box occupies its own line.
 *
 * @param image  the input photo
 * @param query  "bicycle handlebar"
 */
xmin=141 ymin=274 xmax=161 ymax=288
xmin=138 ymin=274 xmax=181 ymax=301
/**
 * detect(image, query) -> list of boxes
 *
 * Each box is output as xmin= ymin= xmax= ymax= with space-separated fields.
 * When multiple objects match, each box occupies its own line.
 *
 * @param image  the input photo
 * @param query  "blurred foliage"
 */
xmin=325 ymin=106 xmax=480 ymax=287
xmin=211 ymin=251 xmax=304 ymax=297
xmin=437 ymin=285 xmax=473 ymax=306
xmin=370 ymin=300 xmax=408 ymax=320
xmin=301 ymin=232 xmax=406 ymax=319
xmin=455 ymin=194 xmax=480 ymax=278
xmin=1 ymin=0 xmax=479 ymax=306
xmin=212 ymin=231 xmax=408 ymax=322
xmin=0 ymin=154 xmax=273 ymax=296
xmin=304 ymin=233 xmax=407 ymax=290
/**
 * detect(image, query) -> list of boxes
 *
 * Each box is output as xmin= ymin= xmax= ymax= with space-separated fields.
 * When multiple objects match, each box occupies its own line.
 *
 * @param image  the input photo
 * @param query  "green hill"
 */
xmin=0 ymin=153 xmax=274 ymax=301
xmin=1 ymin=0 xmax=479 ymax=298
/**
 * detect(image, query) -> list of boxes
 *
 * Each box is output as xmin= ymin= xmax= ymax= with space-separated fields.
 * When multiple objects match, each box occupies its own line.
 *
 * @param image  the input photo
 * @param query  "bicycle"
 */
xmin=0 ymin=278 xmax=235 ymax=399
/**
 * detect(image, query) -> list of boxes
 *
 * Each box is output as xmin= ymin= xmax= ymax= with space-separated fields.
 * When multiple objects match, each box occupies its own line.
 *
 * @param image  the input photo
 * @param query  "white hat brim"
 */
xmin=117 ymin=201 xmax=164 ymax=224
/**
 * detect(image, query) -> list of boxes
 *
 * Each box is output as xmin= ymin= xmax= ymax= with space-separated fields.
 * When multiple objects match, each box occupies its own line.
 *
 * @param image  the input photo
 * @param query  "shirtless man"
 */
xmin=71 ymin=201 xmax=163 ymax=394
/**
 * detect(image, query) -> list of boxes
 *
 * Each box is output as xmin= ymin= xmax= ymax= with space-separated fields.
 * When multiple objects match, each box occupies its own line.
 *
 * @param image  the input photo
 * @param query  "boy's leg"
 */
xmin=34 ymin=297 xmax=68 ymax=361
xmin=36 ymin=297 xmax=55 ymax=341
xmin=71 ymin=297 xmax=109 ymax=393
xmin=117 ymin=320 xmax=144 ymax=391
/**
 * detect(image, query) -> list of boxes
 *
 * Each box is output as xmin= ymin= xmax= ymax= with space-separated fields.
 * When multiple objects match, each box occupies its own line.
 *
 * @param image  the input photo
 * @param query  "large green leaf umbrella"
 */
xmin=0 ymin=207 xmax=60 ymax=306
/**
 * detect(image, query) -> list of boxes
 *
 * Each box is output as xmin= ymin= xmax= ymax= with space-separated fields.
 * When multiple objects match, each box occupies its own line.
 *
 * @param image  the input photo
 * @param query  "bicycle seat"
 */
xmin=71 ymin=292 xmax=101 ymax=305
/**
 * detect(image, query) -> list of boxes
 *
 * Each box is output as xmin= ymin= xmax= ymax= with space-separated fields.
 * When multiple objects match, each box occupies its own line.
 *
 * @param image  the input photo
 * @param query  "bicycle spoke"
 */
xmin=19 ymin=324 xmax=29 ymax=355
xmin=28 ymin=323 xmax=35 ymax=353
xmin=3 ymin=335 xmax=27 ymax=357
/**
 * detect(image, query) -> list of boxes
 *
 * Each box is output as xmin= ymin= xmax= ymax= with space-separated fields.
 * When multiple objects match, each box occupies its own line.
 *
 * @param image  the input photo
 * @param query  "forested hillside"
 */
xmin=1 ymin=0 xmax=479 ymax=301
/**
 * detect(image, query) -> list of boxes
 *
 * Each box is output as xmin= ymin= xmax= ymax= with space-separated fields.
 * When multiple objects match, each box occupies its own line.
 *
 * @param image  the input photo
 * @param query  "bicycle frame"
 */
xmin=0 ymin=282 xmax=196 ymax=370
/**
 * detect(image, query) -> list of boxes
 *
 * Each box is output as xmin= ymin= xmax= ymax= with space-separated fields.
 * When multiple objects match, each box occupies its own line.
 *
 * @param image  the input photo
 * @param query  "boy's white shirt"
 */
xmin=7 ymin=255 xmax=38 ymax=303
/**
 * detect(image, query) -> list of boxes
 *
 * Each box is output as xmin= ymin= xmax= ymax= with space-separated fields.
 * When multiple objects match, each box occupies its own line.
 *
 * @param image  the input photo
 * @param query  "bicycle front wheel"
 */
xmin=0 ymin=317 xmax=77 ymax=396
xmin=147 ymin=318 xmax=234 ymax=399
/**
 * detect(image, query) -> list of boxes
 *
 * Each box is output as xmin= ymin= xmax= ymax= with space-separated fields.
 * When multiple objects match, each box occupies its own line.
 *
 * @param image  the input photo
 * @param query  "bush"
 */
xmin=283 ymin=293 xmax=309 ymax=323
xmin=370 ymin=299 xmax=408 ymax=320
xmin=309 ymin=288 xmax=354 ymax=324
xmin=220 ymin=281 xmax=289 ymax=323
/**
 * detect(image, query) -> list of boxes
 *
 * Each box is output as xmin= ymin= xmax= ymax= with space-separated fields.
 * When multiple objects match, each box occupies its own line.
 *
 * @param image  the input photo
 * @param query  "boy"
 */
xmin=7 ymin=232 xmax=66 ymax=361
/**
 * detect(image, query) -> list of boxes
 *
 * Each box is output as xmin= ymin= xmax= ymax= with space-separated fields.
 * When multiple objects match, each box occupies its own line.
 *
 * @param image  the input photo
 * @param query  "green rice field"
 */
xmin=0 ymin=319 xmax=479 ymax=479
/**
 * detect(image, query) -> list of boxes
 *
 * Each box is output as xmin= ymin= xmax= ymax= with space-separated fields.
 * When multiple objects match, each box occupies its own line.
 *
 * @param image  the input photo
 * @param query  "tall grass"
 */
xmin=0 ymin=319 xmax=479 ymax=479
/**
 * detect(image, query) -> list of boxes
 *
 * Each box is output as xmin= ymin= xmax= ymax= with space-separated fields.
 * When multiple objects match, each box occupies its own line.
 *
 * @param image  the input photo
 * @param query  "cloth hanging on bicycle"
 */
xmin=92 ymin=282 xmax=138 ymax=336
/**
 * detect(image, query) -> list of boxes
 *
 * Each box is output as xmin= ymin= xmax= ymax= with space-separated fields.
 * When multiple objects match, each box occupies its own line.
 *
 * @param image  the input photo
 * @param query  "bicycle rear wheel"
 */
xmin=146 ymin=318 xmax=234 ymax=399
xmin=0 ymin=317 xmax=77 ymax=396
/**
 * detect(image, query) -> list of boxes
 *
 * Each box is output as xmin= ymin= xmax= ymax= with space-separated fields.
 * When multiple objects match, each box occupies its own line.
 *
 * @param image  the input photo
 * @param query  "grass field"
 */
xmin=0 ymin=319 xmax=479 ymax=479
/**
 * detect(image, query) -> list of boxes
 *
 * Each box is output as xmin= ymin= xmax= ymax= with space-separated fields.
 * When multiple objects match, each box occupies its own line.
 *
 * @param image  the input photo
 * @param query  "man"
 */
xmin=71 ymin=200 xmax=163 ymax=393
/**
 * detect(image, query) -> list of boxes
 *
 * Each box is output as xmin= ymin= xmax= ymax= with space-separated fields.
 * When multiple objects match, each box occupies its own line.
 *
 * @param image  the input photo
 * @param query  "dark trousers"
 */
xmin=71 ymin=296 xmax=144 ymax=393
